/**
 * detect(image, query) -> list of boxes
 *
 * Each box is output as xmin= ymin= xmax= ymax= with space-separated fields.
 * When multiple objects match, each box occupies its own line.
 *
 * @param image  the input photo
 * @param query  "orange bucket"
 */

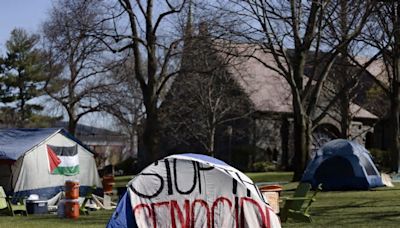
xmin=65 ymin=180 xmax=80 ymax=199
xmin=259 ymin=185 xmax=283 ymax=214
xmin=102 ymin=175 xmax=115 ymax=193
xmin=64 ymin=199 xmax=79 ymax=219
xmin=258 ymin=184 xmax=283 ymax=193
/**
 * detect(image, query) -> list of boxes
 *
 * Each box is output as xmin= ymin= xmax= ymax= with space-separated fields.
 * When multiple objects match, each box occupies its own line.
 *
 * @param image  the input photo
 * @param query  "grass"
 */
xmin=112 ymin=171 xmax=294 ymax=186
xmin=245 ymin=171 xmax=293 ymax=183
xmin=282 ymin=184 xmax=400 ymax=227
xmin=2 ymin=172 xmax=400 ymax=227
xmin=114 ymin=175 xmax=134 ymax=188
xmin=0 ymin=210 xmax=113 ymax=228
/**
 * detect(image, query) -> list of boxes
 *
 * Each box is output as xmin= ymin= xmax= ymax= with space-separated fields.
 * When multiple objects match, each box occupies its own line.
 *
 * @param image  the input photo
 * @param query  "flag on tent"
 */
xmin=47 ymin=145 xmax=79 ymax=175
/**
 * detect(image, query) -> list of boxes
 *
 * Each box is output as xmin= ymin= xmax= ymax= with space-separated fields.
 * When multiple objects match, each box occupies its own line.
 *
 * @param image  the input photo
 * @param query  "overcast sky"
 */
xmin=0 ymin=0 xmax=52 ymax=53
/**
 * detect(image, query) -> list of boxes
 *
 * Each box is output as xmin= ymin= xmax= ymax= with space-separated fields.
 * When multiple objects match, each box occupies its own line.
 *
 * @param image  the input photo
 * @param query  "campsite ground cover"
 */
xmin=3 ymin=172 xmax=400 ymax=227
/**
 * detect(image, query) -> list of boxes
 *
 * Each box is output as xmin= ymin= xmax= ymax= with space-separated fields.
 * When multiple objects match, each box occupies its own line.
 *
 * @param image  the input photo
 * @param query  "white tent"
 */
xmin=0 ymin=128 xmax=102 ymax=199
xmin=107 ymin=153 xmax=281 ymax=228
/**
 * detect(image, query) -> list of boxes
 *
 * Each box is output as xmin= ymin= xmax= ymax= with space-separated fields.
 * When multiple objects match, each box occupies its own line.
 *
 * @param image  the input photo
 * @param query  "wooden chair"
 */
xmin=80 ymin=186 xmax=97 ymax=215
xmin=0 ymin=186 xmax=28 ymax=216
xmin=280 ymin=183 xmax=322 ymax=223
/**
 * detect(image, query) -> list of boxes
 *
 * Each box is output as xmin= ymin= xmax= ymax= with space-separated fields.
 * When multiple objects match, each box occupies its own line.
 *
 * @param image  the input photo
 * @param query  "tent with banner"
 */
xmin=0 ymin=128 xmax=102 ymax=199
xmin=107 ymin=153 xmax=281 ymax=228
xmin=301 ymin=139 xmax=384 ymax=190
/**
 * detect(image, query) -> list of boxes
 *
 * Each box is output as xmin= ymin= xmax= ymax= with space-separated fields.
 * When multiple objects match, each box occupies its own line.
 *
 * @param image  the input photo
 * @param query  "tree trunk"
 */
xmin=18 ymin=98 xmax=25 ymax=128
xmin=390 ymin=55 xmax=400 ymax=172
xmin=68 ymin=118 xmax=77 ymax=136
xmin=340 ymin=94 xmax=350 ymax=139
xmin=208 ymin=126 xmax=216 ymax=157
xmin=389 ymin=97 xmax=400 ymax=172
xmin=18 ymin=78 xmax=25 ymax=127
xmin=292 ymin=111 xmax=311 ymax=181
xmin=338 ymin=0 xmax=350 ymax=139
xmin=291 ymin=51 xmax=311 ymax=181
xmin=140 ymin=97 xmax=160 ymax=168
xmin=280 ymin=117 xmax=290 ymax=170
xmin=390 ymin=2 xmax=400 ymax=173
xmin=67 ymin=103 xmax=77 ymax=136
xmin=292 ymin=76 xmax=311 ymax=180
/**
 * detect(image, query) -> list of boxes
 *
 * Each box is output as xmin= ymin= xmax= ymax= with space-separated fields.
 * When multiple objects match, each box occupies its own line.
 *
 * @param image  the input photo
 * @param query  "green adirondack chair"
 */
xmin=280 ymin=183 xmax=322 ymax=223
xmin=80 ymin=186 xmax=97 ymax=215
xmin=0 ymin=186 xmax=28 ymax=216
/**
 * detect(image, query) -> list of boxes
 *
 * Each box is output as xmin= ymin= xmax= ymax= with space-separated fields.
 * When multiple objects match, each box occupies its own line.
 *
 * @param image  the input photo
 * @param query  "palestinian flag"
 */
xmin=47 ymin=145 xmax=79 ymax=176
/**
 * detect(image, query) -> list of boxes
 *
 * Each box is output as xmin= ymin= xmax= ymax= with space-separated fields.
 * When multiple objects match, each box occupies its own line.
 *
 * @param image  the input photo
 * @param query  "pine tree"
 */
xmin=1 ymin=28 xmax=46 ymax=127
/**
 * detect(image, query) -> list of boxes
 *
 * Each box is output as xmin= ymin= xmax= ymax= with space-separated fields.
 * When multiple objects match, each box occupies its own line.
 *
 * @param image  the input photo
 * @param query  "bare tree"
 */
xmin=317 ymin=0 xmax=383 ymax=140
xmin=100 ymin=55 xmax=144 ymax=159
xmin=86 ymin=0 xmax=189 ymax=166
xmin=161 ymin=30 xmax=252 ymax=157
xmin=363 ymin=1 xmax=400 ymax=172
xmin=221 ymin=0 xmax=376 ymax=179
xmin=159 ymin=1 xmax=253 ymax=157
xmin=42 ymin=0 xmax=116 ymax=135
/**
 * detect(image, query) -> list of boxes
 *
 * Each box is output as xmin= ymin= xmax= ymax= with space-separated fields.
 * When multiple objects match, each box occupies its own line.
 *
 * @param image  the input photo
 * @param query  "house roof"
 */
xmin=226 ymin=44 xmax=293 ymax=114
xmin=0 ymin=128 xmax=92 ymax=161
xmin=350 ymin=103 xmax=377 ymax=119
xmin=221 ymin=43 xmax=378 ymax=119
xmin=354 ymin=56 xmax=389 ymax=86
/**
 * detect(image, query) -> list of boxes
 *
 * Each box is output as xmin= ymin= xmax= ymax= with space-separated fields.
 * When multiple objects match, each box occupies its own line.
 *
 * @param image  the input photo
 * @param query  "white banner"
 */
xmin=127 ymin=156 xmax=281 ymax=228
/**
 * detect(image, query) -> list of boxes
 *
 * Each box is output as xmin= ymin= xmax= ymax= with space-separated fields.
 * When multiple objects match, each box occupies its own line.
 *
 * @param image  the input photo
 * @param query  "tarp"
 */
xmin=0 ymin=128 xmax=58 ymax=160
xmin=0 ymin=128 xmax=102 ymax=199
xmin=0 ymin=128 xmax=90 ymax=160
xmin=107 ymin=153 xmax=281 ymax=228
xmin=301 ymin=139 xmax=384 ymax=190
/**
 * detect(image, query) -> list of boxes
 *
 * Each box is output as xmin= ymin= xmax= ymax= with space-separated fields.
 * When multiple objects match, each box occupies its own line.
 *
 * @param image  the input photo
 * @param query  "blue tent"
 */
xmin=107 ymin=153 xmax=281 ymax=228
xmin=301 ymin=139 xmax=383 ymax=190
xmin=107 ymin=192 xmax=136 ymax=228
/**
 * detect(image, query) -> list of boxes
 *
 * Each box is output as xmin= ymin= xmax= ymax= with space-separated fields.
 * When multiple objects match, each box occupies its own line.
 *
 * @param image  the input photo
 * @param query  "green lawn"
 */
xmin=283 ymin=184 xmax=400 ymax=227
xmin=113 ymin=172 xmax=294 ymax=186
xmin=114 ymin=175 xmax=135 ymax=188
xmin=2 ymin=172 xmax=400 ymax=227
xmin=245 ymin=172 xmax=293 ymax=183
xmin=0 ymin=210 xmax=113 ymax=228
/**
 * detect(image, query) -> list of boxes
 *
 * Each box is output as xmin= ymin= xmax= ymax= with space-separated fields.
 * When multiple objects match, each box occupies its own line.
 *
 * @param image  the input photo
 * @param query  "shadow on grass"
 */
xmin=371 ymin=211 xmax=400 ymax=220
xmin=313 ymin=200 xmax=400 ymax=216
xmin=284 ymin=210 xmax=400 ymax=227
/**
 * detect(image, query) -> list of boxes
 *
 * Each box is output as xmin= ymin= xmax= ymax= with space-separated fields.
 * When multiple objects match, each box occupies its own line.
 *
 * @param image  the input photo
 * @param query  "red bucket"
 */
xmin=102 ymin=175 xmax=115 ymax=193
xmin=65 ymin=180 xmax=80 ymax=199
xmin=64 ymin=199 xmax=79 ymax=219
